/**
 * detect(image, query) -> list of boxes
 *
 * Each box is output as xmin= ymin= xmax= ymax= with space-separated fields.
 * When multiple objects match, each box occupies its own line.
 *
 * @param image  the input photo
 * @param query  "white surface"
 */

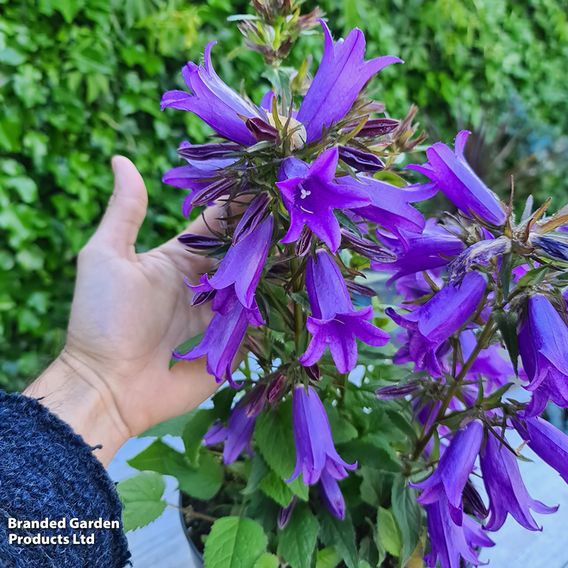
xmin=107 ymin=437 xmax=200 ymax=568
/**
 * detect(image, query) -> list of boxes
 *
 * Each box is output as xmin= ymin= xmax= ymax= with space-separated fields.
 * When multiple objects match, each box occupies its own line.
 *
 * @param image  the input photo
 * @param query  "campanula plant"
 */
xmin=119 ymin=2 xmax=568 ymax=567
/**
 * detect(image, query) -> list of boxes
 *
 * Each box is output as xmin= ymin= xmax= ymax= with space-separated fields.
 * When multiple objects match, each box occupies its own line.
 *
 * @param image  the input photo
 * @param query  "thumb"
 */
xmin=95 ymin=156 xmax=148 ymax=257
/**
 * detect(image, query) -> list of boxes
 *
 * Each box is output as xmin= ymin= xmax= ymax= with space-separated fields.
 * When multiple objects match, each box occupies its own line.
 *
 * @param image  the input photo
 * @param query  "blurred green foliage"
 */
xmin=0 ymin=0 xmax=566 ymax=390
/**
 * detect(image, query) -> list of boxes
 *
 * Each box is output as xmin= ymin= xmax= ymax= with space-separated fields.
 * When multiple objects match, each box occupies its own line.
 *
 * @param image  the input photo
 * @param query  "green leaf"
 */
xmin=277 ymin=504 xmax=319 ymax=568
xmin=204 ymin=516 xmax=268 ymax=568
xmin=117 ymin=472 xmax=166 ymax=532
xmin=390 ymin=475 xmax=422 ymax=564
xmin=243 ymin=454 xmax=270 ymax=496
xmin=377 ymin=507 xmax=402 ymax=558
xmin=255 ymin=401 xmax=308 ymax=500
xmin=318 ymin=510 xmax=358 ymax=568
xmin=316 ymin=547 xmax=340 ymax=568
xmin=182 ymin=409 xmax=216 ymax=465
xmin=325 ymin=404 xmax=358 ymax=445
xmin=259 ymin=469 xmax=295 ymax=507
xmin=127 ymin=439 xmax=223 ymax=499
xmin=494 ymin=311 xmax=519 ymax=375
xmin=339 ymin=436 xmax=400 ymax=473
xmin=254 ymin=553 xmax=279 ymax=568
xmin=141 ymin=411 xmax=194 ymax=438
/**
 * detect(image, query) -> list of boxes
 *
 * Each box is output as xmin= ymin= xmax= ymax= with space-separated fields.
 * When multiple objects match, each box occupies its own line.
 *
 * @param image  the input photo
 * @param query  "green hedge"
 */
xmin=1 ymin=0 xmax=566 ymax=390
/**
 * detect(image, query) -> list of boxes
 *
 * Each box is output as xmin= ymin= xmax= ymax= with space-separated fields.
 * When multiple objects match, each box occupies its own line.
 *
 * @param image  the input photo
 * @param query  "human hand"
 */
xmin=25 ymin=157 xmax=221 ymax=464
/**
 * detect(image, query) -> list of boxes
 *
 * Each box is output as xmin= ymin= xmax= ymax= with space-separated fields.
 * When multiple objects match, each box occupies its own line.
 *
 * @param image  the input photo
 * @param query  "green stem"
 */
xmin=411 ymin=317 xmax=497 ymax=461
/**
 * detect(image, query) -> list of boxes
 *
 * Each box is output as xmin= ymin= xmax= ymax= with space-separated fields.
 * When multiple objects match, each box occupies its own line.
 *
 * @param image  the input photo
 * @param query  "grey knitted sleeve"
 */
xmin=0 ymin=391 xmax=131 ymax=567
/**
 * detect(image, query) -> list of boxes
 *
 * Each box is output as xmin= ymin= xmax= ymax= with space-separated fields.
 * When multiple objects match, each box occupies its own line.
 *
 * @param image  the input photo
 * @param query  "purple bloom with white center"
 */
xmin=386 ymin=272 xmax=486 ymax=375
xmin=373 ymin=222 xmax=465 ymax=279
xmin=413 ymin=420 xmax=483 ymax=523
xmin=161 ymin=42 xmax=262 ymax=145
xmin=518 ymin=294 xmax=568 ymax=416
xmin=349 ymin=177 xmax=437 ymax=240
xmin=299 ymin=250 xmax=389 ymax=373
xmin=203 ymin=385 xmax=266 ymax=464
xmin=407 ymin=130 xmax=506 ymax=226
xmin=276 ymin=148 xmax=369 ymax=252
xmin=480 ymin=432 xmax=557 ymax=531
xmin=174 ymin=288 xmax=264 ymax=387
xmin=289 ymin=385 xmax=356 ymax=485
xmin=516 ymin=416 xmax=568 ymax=484
xmin=319 ymin=469 xmax=346 ymax=519
xmin=191 ymin=215 xmax=273 ymax=309
xmin=425 ymin=496 xmax=494 ymax=568
xmin=297 ymin=21 xmax=402 ymax=143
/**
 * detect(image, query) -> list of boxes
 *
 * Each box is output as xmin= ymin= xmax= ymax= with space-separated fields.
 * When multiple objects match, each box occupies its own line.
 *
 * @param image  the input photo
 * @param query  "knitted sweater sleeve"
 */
xmin=0 ymin=391 xmax=131 ymax=568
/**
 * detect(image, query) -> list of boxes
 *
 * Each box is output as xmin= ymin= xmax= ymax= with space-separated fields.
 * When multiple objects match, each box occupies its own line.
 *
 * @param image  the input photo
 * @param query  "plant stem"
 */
xmin=411 ymin=318 xmax=497 ymax=461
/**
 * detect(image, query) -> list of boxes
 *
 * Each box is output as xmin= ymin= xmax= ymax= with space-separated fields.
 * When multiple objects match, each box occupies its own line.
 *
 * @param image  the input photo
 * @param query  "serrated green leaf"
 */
xmin=259 ymin=469 xmax=295 ymax=507
xmin=391 ymin=475 xmax=422 ymax=564
xmin=204 ymin=516 xmax=268 ymax=568
xmin=326 ymin=404 xmax=358 ymax=445
xmin=117 ymin=472 xmax=166 ymax=532
xmin=377 ymin=507 xmax=402 ymax=557
xmin=255 ymin=401 xmax=309 ymax=500
xmin=254 ymin=553 xmax=279 ymax=568
xmin=316 ymin=547 xmax=340 ymax=568
xmin=278 ymin=504 xmax=319 ymax=568
xmin=243 ymin=454 xmax=270 ymax=496
xmin=127 ymin=439 xmax=222 ymax=499
xmin=182 ymin=408 xmax=216 ymax=465
xmin=318 ymin=510 xmax=358 ymax=568
xmin=140 ymin=411 xmax=194 ymax=438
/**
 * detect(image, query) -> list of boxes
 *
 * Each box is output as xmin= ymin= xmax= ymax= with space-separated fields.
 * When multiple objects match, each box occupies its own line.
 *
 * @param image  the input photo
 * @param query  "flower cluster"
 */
xmin=160 ymin=4 xmax=568 ymax=566
xmin=377 ymin=128 xmax=568 ymax=566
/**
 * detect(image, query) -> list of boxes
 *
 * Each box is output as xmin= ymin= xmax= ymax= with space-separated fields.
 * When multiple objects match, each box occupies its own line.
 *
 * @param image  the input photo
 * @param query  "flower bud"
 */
xmin=266 ymin=373 xmax=287 ymax=405
xmin=277 ymin=496 xmax=297 ymax=530
xmin=233 ymin=193 xmax=271 ymax=244
xmin=178 ymin=141 xmax=241 ymax=160
xmin=376 ymin=381 xmax=419 ymax=400
xmin=339 ymin=146 xmax=384 ymax=173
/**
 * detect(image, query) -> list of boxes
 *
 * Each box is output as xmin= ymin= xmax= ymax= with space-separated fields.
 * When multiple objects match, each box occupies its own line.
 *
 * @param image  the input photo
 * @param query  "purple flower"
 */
xmin=407 ymin=130 xmax=506 ymax=226
xmin=299 ymin=250 xmax=389 ymax=373
xmin=518 ymin=294 xmax=568 ymax=416
xmin=386 ymin=272 xmax=486 ymax=374
xmin=516 ymin=416 xmax=568 ymax=484
xmin=373 ymin=221 xmax=465 ymax=279
xmin=289 ymin=385 xmax=356 ymax=485
xmin=276 ymin=148 xmax=369 ymax=252
xmin=480 ymin=432 xmax=557 ymax=531
xmin=413 ymin=420 xmax=483 ymax=523
xmin=191 ymin=215 xmax=273 ymax=309
xmin=297 ymin=21 xmax=402 ymax=143
xmin=350 ymin=177 xmax=437 ymax=239
xmin=203 ymin=385 xmax=266 ymax=464
xmin=320 ymin=470 xmax=346 ymax=519
xmin=161 ymin=42 xmax=262 ymax=145
xmin=338 ymin=146 xmax=384 ymax=173
xmin=174 ymin=289 xmax=264 ymax=387
xmin=425 ymin=496 xmax=494 ymax=568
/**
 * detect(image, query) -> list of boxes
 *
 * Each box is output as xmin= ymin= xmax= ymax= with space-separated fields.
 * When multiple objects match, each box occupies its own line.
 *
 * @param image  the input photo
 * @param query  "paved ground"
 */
xmin=109 ymin=433 xmax=568 ymax=568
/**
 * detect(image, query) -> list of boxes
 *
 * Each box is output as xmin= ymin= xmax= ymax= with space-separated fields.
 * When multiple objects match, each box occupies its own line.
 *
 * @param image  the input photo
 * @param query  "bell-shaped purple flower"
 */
xmin=161 ymin=42 xmax=262 ymax=145
xmin=289 ymin=385 xmax=356 ymax=485
xmin=413 ymin=420 xmax=483 ymax=523
xmin=297 ymin=21 xmax=402 ymax=143
xmin=480 ymin=432 xmax=557 ymax=531
xmin=386 ymin=272 xmax=486 ymax=374
xmin=320 ymin=470 xmax=346 ymax=520
xmin=174 ymin=289 xmax=264 ymax=387
xmin=518 ymin=294 xmax=568 ymax=416
xmin=516 ymin=416 xmax=568 ymax=484
xmin=425 ymin=496 xmax=494 ymax=568
xmin=407 ymin=130 xmax=506 ymax=226
xmin=350 ymin=177 xmax=437 ymax=239
xmin=276 ymin=148 xmax=369 ymax=252
xmin=299 ymin=250 xmax=389 ymax=373
xmin=373 ymin=221 xmax=465 ymax=279
xmin=203 ymin=385 xmax=266 ymax=464
xmin=191 ymin=215 xmax=273 ymax=309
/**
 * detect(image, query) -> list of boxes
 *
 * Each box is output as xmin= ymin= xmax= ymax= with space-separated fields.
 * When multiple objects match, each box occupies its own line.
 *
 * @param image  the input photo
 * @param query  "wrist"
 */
xmin=24 ymin=351 xmax=130 ymax=466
